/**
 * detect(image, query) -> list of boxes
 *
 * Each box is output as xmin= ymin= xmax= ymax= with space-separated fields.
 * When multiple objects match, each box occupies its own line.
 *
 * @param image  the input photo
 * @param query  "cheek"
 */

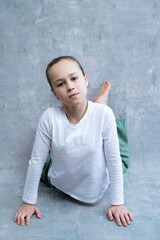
xmin=79 ymin=79 xmax=87 ymax=89
xmin=57 ymin=89 xmax=66 ymax=98
xmin=81 ymin=85 xmax=87 ymax=95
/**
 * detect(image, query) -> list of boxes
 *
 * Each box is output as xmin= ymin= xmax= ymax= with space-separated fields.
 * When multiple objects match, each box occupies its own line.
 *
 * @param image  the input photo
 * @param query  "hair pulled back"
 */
xmin=46 ymin=56 xmax=85 ymax=89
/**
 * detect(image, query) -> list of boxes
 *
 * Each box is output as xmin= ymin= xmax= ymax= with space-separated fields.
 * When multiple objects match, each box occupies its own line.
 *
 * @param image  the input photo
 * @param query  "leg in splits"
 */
xmin=92 ymin=81 xmax=129 ymax=174
xmin=93 ymin=81 xmax=110 ymax=105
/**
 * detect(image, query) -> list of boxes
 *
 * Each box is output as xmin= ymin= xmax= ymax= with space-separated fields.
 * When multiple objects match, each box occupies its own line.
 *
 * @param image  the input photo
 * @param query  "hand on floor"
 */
xmin=14 ymin=202 xmax=41 ymax=226
xmin=107 ymin=204 xmax=133 ymax=227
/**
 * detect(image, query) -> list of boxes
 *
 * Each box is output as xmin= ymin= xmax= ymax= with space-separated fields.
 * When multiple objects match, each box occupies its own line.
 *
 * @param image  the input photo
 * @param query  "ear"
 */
xmin=84 ymin=74 xmax=88 ymax=87
xmin=51 ymin=89 xmax=59 ymax=100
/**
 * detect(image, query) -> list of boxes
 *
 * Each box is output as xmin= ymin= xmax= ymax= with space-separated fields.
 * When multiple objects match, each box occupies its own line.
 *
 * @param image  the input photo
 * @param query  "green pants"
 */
xmin=40 ymin=119 xmax=129 ymax=190
xmin=116 ymin=119 xmax=130 ymax=174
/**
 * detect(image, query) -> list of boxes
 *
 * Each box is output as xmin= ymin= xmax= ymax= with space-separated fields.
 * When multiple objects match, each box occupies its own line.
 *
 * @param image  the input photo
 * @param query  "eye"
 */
xmin=72 ymin=77 xmax=78 ymax=80
xmin=57 ymin=82 xmax=64 ymax=87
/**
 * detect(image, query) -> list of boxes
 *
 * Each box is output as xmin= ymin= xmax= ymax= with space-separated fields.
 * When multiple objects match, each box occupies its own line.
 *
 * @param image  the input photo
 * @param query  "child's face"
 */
xmin=48 ymin=60 xmax=88 ymax=107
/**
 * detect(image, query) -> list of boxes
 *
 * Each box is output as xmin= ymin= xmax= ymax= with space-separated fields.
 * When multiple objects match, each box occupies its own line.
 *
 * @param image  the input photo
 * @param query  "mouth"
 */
xmin=69 ymin=93 xmax=79 ymax=98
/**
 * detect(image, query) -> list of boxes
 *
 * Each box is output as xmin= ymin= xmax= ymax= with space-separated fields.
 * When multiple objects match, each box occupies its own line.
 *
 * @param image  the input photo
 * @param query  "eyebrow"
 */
xmin=54 ymin=72 xmax=79 ymax=83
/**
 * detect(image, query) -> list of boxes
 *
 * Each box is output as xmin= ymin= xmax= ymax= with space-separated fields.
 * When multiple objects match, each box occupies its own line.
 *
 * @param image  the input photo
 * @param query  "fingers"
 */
xmin=14 ymin=205 xmax=42 ymax=226
xmin=16 ymin=212 xmax=26 ymax=226
xmin=114 ymin=214 xmax=122 ymax=226
xmin=14 ymin=212 xmax=18 ymax=222
xmin=112 ymin=213 xmax=128 ymax=227
xmin=20 ymin=214 xmax=25 ymax=226
xmin=128 ymin=212 xmax=134 ymax=221
xmin=107 ymin=205 xmax=133 ymax=227
xmin=20 ymin=214 xmax=26 ymax=226
xmin=35 ymin=207 xmax=42 ymax=219
xmin=14 ymin=211 xmax=31 ymax=226
xmin=120 ymin=212 xmax=134 ymax=227
xmin=120 ymin=215 xmax=128 ymax=227
xmin=115 ymin=213 xmax=132 ymax=227
xmin=124 ymin=213 xmax=131 ymax=225
xmin=107 ymin=208 xmax=113 ymax=221
xmin=26 ymin=216 xmax=30 ymax=226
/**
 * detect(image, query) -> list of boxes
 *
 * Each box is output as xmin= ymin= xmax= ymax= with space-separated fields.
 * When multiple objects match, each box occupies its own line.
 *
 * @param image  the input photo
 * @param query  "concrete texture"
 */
xmin=0 ymin=0 xmax=160 ymax=239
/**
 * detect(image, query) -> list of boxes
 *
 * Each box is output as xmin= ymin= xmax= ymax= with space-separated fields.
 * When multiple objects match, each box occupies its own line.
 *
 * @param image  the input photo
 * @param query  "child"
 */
xmin=14 ymin=56 xmax=133 ymax=227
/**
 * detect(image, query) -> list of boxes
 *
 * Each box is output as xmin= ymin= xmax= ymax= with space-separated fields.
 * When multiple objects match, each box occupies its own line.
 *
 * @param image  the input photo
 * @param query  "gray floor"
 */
xmin=0 ymin=155 xmax=160 ymax=240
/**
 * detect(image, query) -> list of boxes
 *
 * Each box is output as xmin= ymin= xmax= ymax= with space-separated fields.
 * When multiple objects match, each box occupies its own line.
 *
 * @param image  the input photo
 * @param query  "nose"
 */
xmin=66 ymin=80 xmax=74 ymax=92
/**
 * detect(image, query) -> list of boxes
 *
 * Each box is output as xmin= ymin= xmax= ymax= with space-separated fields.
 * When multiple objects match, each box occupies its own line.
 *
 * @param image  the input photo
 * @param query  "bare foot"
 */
xmin=93 ymin=81 xmax=111 ymax=105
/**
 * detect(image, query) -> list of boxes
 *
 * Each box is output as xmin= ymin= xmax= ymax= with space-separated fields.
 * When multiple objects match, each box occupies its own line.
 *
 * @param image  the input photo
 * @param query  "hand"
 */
xmin=107 ymin=205 xmax=133 ymax=227
xmin=14 ymin=202 xmax=41 ymax=226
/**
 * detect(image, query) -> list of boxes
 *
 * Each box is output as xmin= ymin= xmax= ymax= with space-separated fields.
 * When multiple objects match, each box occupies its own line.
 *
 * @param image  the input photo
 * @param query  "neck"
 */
xmin=63 ymin=99 xmax=88 ymax=124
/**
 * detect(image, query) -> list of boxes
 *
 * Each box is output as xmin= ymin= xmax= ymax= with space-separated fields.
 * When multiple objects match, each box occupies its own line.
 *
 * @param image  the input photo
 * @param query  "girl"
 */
xmin=14 ymin=56 xmax=133 ymax=227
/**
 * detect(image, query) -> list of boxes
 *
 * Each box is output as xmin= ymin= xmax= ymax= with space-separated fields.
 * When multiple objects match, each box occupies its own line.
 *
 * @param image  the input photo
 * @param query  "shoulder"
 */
xmin=40 ymin=105 xmax=61 ymax=119
xmin=88 ymin=101 xmax=116 ymax=131
xmin=36 ymin=105 xmax=62 ymax=134
xmin=38 ymin=105 xmax=62 ymax=128
xmin=88 ymin=101 xmax=114 ymax=118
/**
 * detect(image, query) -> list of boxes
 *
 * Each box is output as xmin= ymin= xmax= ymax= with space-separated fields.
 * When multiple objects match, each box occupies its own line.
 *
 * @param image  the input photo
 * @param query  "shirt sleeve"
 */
xmin=102 ymin=107 xmax=124 ymax=205
xmin=22 ymin=109 xmax=52 ymax=204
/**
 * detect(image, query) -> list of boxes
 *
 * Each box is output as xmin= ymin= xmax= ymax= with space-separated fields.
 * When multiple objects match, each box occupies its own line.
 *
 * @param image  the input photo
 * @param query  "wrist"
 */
xmin=22 ymin=201 xmax=35 ymax=206
xmin=111 ymin=204 xmax=123 ymax=206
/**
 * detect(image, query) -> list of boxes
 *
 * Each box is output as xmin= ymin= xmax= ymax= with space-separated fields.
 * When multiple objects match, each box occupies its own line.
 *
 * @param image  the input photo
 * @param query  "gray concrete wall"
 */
xmin=1 ymin=1 xmax=160 ymax=238
xmin=0 ymin=0 xmax=160 ymax=193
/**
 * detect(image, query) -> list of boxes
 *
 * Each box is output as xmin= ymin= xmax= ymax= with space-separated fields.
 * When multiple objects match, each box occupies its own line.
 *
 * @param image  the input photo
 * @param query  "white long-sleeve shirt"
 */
xmin=22 ymin=100 xmax=124 ymax=205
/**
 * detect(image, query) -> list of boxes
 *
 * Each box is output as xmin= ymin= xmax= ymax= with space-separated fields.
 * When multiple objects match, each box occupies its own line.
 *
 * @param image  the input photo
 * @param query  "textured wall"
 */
xmin=0 ymin=0 xmax=160 ymax=178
